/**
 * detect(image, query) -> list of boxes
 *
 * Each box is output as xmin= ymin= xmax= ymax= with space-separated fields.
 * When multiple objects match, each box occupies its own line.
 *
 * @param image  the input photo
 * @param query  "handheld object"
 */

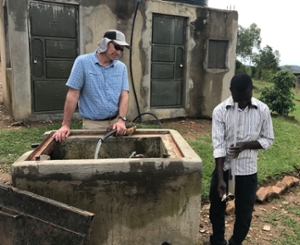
xmin=223 ymin=102 xmax=238 ymax=201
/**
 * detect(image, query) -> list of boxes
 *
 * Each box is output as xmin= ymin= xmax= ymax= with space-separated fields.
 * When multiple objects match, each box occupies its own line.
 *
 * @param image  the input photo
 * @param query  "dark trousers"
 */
xmin=209 ymin=169 xmax=257 ymax=245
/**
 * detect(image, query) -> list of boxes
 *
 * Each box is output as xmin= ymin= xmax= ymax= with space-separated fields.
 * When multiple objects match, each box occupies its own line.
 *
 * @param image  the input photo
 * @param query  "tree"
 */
xmin=236 ymin=23 xmax=261 ymax=65
xmin=259 ymin=70 xmax=296 ymax=116
xmin=253 ymin=45 xmax=280 ymax=71
xmin=253 ymin=45 xmax=280 ymax=80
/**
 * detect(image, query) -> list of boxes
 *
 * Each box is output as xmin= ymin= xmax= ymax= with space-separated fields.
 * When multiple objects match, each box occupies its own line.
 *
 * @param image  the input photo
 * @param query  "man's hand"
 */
xmin=217 ymin=179 xmax=227 ymax=199
xmin=228 ymin=142 xmax=246 ymax=158
xmin=112 ymin=120 xmax=127 ymax=136
xmin=53 ymin=125 xmax=71 ymax=142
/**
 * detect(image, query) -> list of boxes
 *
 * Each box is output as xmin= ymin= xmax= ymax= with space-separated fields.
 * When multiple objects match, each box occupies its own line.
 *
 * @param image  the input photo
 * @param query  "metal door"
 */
xmin=29 ymin=1 xmax=78 ymax=112
xmin=151 ymin=14 xmax=186 ymax=107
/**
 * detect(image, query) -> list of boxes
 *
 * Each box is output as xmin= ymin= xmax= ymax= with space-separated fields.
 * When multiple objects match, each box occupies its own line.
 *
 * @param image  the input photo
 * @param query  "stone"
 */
xmin=226 ymin=200 xmax=235 ymax=215
xmin=0 ymin=173 xmax=12 ymax=185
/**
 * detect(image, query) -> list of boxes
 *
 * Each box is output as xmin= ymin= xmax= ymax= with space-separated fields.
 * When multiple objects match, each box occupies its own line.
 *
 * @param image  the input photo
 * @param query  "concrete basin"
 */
xmin=11 ymin=129 xmax=202 ymax=245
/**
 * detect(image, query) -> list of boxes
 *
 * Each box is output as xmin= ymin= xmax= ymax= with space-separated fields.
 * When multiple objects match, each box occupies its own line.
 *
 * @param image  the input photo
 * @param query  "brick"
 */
xmin=271 ymin=185 xmax=283 ymax=197
xmin=292 ymin=176 xmax=300 ymax=184
xmin=282 ymin=176 xmax=294 ymax=188
xmin=276 ymin=181 xmax=287 ymax=191
xmin=256 ymin=187 xmax=268 ymax=202
xmin=265 ymin=186 xmax=274 ymax=202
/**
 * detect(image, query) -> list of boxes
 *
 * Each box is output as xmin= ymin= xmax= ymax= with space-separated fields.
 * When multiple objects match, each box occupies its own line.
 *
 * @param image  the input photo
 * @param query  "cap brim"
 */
xmin=114 ymin=40 xmax=131 ymax=49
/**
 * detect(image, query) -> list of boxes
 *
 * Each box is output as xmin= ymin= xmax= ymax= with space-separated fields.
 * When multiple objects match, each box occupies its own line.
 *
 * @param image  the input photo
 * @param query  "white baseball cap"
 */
xmin=97 ymin=30 xmax=130 ymax=53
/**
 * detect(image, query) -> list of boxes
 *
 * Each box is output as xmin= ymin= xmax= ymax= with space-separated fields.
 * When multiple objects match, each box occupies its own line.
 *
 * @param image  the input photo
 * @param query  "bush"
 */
xmin=259 ymin=70 xmax=296 ymax=116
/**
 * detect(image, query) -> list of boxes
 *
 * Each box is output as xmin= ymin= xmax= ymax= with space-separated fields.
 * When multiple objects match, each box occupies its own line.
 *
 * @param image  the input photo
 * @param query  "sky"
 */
xmin=208 ymin=0 xmax=299 ymax=66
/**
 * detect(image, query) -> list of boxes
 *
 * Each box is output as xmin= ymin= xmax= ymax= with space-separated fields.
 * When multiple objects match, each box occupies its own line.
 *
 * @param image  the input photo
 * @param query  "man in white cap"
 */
xmin=54 ymin=30 xmax=131 ymax=142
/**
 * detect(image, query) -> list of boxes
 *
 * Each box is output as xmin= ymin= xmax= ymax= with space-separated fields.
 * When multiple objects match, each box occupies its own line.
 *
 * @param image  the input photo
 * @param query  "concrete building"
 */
xmin=294 ymin=73 xmax=300 ymax=89
xmin=0 ymin=0 xmax=238 ymax=121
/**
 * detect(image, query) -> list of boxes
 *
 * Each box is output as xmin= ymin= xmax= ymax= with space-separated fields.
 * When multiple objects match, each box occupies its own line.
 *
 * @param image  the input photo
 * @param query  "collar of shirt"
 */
xmin=225 ymin=96 xmax=258 ymax=110
xmin=93 ymin=51 xmax=116 ymax=68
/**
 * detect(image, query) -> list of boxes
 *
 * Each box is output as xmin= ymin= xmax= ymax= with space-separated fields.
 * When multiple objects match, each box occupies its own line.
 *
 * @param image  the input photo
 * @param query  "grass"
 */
xmin=270 ymin=205 xmax=300 ymax=245
xmin=0 ymin=123 xmax=82 ymax=171
xmin=264 ymin=206 xmax=300 ymax=245
xmin=263 ymin=213 xmax=281 ymax=226
xmin=188 ymin=135 xmax=213 ymax=198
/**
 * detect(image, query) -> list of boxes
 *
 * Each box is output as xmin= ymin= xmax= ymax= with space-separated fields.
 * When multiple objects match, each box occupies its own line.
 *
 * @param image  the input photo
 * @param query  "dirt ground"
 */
xmin=1 ymin=60 xmax=300 ymax=244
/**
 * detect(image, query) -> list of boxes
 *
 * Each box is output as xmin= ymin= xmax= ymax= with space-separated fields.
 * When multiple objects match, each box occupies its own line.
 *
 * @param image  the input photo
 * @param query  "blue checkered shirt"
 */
xmin=66 ymin=51 xmax=129 ymax=120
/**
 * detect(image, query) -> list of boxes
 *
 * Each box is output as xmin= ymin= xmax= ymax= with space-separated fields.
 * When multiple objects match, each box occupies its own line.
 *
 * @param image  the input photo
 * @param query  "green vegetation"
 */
xmin=253 ymin=45 xmax=280 ymax=80
xmin=236 ymin=23 xmax=281 ymax=81
xmin=0 ymin=123 xmax=82 ymax=172
xmin=260 ymin=70 xmax=296 ymax=116
xmin=236 ymin=23 xmax=261 ymax=65
xmin=263 ymin=213 xmax=281 ymax=226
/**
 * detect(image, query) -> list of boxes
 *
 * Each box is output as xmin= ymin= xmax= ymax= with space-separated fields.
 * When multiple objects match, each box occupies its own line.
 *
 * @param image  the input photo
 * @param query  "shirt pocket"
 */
xmin=254 ymin=119 xmax=263 ymax=133
xmin=109 ymin=74 xmax=123 ymax=88
xmin=248 ymin=119 xmax=263 ymax=141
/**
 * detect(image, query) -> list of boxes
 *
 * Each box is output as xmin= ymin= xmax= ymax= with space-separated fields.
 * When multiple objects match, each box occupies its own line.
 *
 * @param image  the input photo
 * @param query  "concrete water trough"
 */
xmin=11 ymin=129 xmax=203 ymax=245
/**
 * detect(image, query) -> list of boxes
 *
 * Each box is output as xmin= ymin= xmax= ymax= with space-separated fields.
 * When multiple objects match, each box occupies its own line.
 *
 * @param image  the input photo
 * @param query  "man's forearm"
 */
xmin=62 ymin=103 xmax=76 ymax=127
xmin=216 ymin=157 xmax=225 ymax=181
xmin=62 ymin=90 xmax=79 ymax=127
xmin=243 ymin=141 xmax=263 ymax=150
xmin=118 ymin=91 xmax=129 ymax=117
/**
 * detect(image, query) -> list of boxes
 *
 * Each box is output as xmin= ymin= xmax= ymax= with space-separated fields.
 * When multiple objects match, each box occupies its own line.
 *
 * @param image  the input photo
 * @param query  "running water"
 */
xmin=94 ymin=139 xmax=103 ymax=159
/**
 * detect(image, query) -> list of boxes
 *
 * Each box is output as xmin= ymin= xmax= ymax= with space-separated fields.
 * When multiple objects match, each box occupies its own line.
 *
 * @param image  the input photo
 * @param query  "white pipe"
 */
xmin=232 ymin=102 xmax=238 ymax=179
xmin=233 ymin=102 xmax=238 ymax=147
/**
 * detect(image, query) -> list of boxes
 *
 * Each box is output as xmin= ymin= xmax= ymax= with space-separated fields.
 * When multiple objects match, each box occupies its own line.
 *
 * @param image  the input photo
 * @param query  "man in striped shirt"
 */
xmin=209 ymin=73 xmax=274 ymax=245
xmin=54 ymin=30 xmax=130 ymax=142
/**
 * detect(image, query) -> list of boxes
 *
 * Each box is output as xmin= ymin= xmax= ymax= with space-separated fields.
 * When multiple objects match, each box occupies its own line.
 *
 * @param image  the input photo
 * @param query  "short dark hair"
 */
xmin=230 ymin=73 xmax=253 ymax=92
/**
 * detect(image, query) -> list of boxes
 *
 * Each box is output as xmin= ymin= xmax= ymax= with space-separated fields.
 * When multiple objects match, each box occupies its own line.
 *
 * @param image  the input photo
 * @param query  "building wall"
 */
xmin=0 ymin=0 xmax=32 ymax=119
xmin=0 ymin=0 xmax=238 ymax=121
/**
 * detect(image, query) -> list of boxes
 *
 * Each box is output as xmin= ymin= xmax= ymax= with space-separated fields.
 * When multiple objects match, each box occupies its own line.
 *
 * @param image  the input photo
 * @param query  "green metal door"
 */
xmin=29 ymin=2 xmax=78 ymax=112
xmin=151 ymin=14 xmax=186 ymax=107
